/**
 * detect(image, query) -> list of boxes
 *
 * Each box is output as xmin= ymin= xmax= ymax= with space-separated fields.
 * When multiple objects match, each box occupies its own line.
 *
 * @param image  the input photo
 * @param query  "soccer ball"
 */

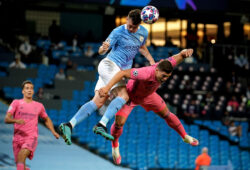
xmin=141 ymin=6 xmax=159 ymax=24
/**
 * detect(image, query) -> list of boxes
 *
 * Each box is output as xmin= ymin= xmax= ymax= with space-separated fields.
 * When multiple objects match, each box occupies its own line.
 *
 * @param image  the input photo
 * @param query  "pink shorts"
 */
xmin=13 ymin=137 xmax=38 ymax=162
xmin=116 ymin=92 xmax=166 ymax=118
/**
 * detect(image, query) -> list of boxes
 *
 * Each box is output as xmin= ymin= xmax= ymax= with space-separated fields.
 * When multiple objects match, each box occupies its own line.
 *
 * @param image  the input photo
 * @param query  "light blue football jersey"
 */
xmin=106 ymin=24 xmax=148 ymax=70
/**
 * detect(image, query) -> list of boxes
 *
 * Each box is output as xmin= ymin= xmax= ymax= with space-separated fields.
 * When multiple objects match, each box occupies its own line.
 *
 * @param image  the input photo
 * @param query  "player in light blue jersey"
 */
xmin=59 ymin=9 xmax=155 ymax=144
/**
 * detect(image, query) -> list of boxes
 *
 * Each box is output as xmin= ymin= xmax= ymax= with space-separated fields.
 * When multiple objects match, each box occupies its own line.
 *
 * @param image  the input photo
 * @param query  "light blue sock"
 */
xmin=70 ymin=100 xmax=97 ymax=128
xmin=100 ymin=96 xmax=126 ymax=126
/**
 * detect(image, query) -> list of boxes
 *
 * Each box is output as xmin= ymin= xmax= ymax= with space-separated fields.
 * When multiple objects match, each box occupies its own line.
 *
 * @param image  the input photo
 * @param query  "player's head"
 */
xmin=22 ymin=80 xmax=34 ymax=99
xmin=155 ymin=60 xmax=173 ymax=83
xmin=127 ymin=9 xmax=141 ymax=33
xmin=202 ymin=147 xmax=208 ymax=153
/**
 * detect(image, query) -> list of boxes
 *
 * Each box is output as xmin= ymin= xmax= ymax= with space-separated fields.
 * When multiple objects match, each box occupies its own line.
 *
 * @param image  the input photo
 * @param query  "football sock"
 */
xmin=164 ymin=111 xmax=187 ymax=139
xmin=100 ymin=97 xmax=126 ymax=126
xmin=111 ymin=122 xmax=123 ymax=148
xmin=70 ymin=101 xmax=97 ymax=128
xmin=17 ymin=163 xmax=24 ymax=170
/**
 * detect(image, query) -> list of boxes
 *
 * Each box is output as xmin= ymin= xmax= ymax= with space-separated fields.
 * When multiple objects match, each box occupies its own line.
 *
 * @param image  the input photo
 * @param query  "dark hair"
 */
xmin=22 ymin=80 xmax=33 ymax=89
xmin=128 ymin=9 xmax=142 ymax=25
xmin=157 ymin=60 xmax=173 ymax=74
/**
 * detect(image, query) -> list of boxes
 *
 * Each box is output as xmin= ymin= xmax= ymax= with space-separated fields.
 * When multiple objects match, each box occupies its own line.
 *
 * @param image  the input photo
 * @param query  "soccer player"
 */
xmin=59 ymin=9 xmax=155 ymax=144
xmin=4 ymin=80 xmax=60 ymax=170
xmin=98 ymin=49 xmax=199 ymax=165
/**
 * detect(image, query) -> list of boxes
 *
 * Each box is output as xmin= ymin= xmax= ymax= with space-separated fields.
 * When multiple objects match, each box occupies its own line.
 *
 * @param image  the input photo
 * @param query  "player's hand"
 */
xmin=99 ymin=87 xmax=109 ymax=98
xmin=16 ymin=119 xmax=25 ymax=125
xmin=101 ymin=41 xmax=110 ymax=52
xmin=53 ymin=132 xmax=60 ymax=139
xmin=181 ymin=49 xmax=193 ymax=58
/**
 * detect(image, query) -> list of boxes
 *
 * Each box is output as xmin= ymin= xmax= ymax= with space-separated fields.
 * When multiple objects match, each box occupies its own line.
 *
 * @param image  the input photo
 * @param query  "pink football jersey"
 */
xmin=7 ymin=99 xmax=48 ymax=140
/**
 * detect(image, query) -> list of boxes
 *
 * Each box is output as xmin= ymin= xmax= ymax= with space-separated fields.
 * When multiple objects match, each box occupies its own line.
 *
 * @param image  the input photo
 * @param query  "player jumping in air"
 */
xmin=98 ymin=49 xmax=199 ymax=165
xmin=59 ymin=9 xmax=155 ymax=144
xmin=4 ymin=80 xmax=59 ymax=170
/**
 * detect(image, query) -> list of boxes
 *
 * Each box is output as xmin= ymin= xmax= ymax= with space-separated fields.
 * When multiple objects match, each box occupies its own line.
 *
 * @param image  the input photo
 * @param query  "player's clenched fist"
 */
xmin=102 ymin=41 xmax=110 ymax=51
xmin=181 ymin=49 xmax=193 ymax=58
xmin=99 ymin=87 xmax=109 ymax=98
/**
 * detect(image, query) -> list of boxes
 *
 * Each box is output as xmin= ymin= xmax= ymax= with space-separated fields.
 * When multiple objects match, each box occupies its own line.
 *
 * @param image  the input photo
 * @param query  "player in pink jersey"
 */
xmin=99 ymin=49 xmax=199 ymax=165
xmin=4 ymin=80 xmax=60 ymax=170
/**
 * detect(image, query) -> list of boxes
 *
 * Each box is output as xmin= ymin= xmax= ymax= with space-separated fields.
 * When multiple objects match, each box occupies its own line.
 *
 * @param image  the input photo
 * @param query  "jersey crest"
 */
xmin=139 ymin=36 xmax=144 ymax=43
xmin=133 ymin=70 xmax=138 ymax=77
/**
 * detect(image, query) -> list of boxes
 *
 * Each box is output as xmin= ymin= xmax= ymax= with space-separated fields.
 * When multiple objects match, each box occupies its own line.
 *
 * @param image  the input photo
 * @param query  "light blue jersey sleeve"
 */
xmin=105 ymin=28 xmax=120 ymax=50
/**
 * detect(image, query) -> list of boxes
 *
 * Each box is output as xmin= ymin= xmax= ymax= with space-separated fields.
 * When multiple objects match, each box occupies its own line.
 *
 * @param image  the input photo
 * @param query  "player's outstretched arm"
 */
xmin=139 ymin=44 xmax=155 ymax=65
xmin=171 ymin=48 xmax=193 ymax=65
xmin=4 ymin=112 xmax=25 ymax=124
xmin=44 ymin=117 xmax=60 ymax=139
xmin=99 ymin=69 xmax=131 ymax=97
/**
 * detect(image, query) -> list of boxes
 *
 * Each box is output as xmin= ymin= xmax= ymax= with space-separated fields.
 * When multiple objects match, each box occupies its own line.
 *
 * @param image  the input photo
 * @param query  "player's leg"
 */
xmin=92 ymin=58 xmax=129 ymax=140
xmin=16 ymin=148 xmax=30 ymax=170
xmin=20 ymin=138 xmax=37 ymax=170
xmin=59 ymin=58 xmax=112 ymax=144
xmin=142 ymin=93 xmax=199 ymax=146
xmin=59 ymin=89 xmax=108 ymax=145
xmin=157 ymin=107 xmax=199 ymax=146
xmin=94 ymin=86 xmax=129 ymax=140
xmin=13 ymin=141 xmax=22 ymax=170
xmin=111 ymin=103 xmax=133 ymax=165
xmin=100 ymin=86 xmax=129 ymax=126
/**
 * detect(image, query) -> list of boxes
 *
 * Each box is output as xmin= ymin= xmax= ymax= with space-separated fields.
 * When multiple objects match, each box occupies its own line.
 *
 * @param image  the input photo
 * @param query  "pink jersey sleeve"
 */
xmin=130 ymin=67 xmax=152 ymax=81
xmin=167 ymin=57 xmax=177 ymax=67
xmin=39 ymin=104 xmax=48 ymax=119
xmin=7 ymin=100 xmax=18 ymax=115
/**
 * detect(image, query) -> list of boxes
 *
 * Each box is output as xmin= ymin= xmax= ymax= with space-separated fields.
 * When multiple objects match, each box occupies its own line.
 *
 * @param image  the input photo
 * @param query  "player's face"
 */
xmin=126 ymin=18 xmax=140 ymax=33
xmin=155 ymin=69 xmax=172 ymax=83
xmin=22 ymin=83 xmax=34 ymax=99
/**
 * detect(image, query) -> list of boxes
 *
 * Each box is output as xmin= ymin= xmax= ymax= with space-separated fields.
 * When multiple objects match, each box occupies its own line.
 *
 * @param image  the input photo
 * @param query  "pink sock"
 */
xmin=164 ymin=111 xmax=187 ymax=139
xmin=26 ymin=167 xmax=30 ymax=170
xmin=111 ymin=122 xmax=123 ymax=148
xmin=17 ymin=163 xmax=24 ymax=170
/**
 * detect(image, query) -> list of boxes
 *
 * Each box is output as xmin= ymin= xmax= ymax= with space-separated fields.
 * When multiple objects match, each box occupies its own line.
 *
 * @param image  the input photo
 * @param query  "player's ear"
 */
xmin=155 ymin=67 xmax=159 ymax=74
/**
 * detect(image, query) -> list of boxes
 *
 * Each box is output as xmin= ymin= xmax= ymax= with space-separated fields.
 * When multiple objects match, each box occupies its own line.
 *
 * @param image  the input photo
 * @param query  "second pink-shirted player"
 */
xmin=9 ymin=99 xmax=48 ymax=162
xmin=5 ymin=80 xmax=59 ymax=170
xmin=99 ymin=49 xmax=199 ymax=165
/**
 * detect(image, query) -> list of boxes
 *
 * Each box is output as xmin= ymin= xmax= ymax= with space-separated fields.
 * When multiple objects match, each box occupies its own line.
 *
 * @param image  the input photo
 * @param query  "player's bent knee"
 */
xmin=117 ymin=91 xmax=129 ymax=102
xmin=119 ymin=94 xmax=129 ymax=102
xmin=115 ymin=116 xmax=126 ymax=127
xmin=94 ymin=101 xmax=105 ymax=109
xmin=17 ymin=149 xmax=30 ymax=162
xmin=92 ymin=96 xmax=107 ymax=109
xmin=115 ymin=121 xmax=125 ymax=127
xmin=113 ymin=86 xmax=129 ymax=101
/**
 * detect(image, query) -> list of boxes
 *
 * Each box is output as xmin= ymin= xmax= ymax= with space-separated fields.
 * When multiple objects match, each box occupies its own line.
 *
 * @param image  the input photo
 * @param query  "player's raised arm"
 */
xmin=99 ymin=69 xmax=131 ymax=97
xmin=169 ymin=48 xmax=193 ymax=66
xmin=139 ymin=44 xmax=155 ymax=65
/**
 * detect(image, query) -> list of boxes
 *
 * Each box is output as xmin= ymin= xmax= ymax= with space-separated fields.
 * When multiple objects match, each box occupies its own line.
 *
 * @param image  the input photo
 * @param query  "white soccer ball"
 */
xmin=141 ymin=6 xmax=159 ymax=24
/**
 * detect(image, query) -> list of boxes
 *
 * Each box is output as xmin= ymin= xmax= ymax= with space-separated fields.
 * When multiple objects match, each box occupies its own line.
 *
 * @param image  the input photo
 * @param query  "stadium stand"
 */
xmin=0 ymin=41 xmax=249 ymax=169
